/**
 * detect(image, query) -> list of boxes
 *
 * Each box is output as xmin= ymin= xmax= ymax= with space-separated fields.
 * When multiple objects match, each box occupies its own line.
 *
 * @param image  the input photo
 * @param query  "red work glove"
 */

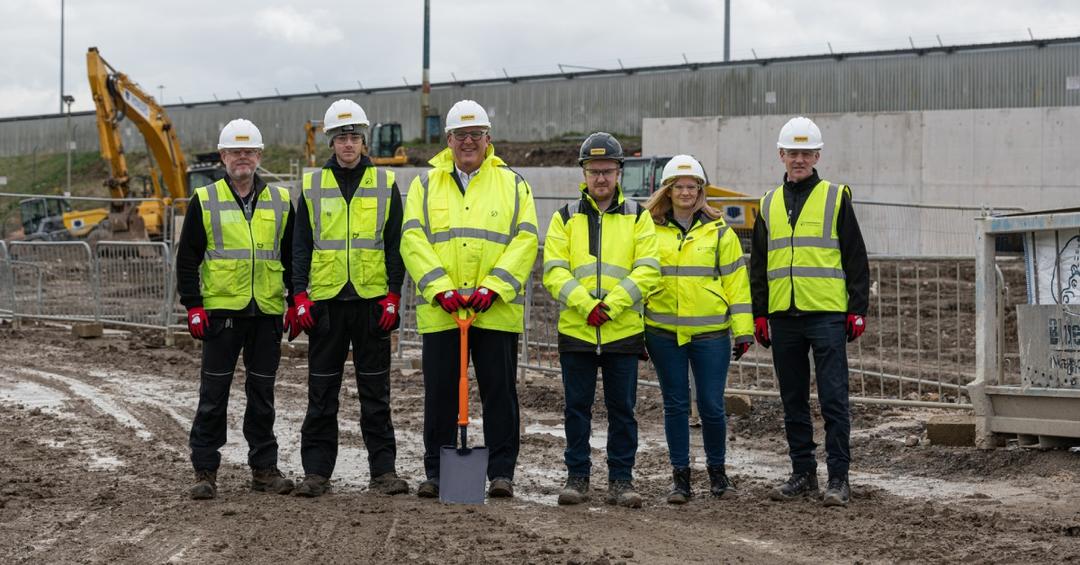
xmin=377 ymin=292 xmax=401 ymax=331
xmin=732 ymin=341 xmax=751 ymax=361
xmin=187 ymin=307 xmax=208 ymax=340
xmin=753 ymin=316 xmax=771 ymax=348
xmin=293 ymin=291 xmax=316 ymax=331
xmin=283 ymin=304 xmax=301 ymax=342
xmin=435 ymin=289 xmax=467 ymax=313
xmin=846 ymin=314 xmax=866 ymax=342
xmin=468 ymin=287 xmax=497 ymax=313
xmin=586 ymin=302 xmax=611 ymax=327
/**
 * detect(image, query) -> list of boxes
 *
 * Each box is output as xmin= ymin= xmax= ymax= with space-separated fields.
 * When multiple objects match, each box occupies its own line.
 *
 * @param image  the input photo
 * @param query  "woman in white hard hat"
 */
xmin=642 ymin=154 xmax=753 ymax=504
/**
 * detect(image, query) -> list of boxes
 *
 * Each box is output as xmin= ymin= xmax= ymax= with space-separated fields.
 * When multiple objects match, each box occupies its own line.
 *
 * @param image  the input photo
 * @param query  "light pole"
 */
xmin=63 ymin=94 xmax=74 ymax=195
xmin=59 ymin=0 xmax=65 ymax=113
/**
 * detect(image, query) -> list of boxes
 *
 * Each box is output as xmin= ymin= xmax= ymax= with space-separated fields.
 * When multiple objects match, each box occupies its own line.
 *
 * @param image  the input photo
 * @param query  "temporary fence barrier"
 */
xmin=0 ymin=240 xmax=11 ymax=316
xmin=7 ymin=241 xmax=97 ymax=322
xmin=95 ymin=241 xmax=173 ymax=328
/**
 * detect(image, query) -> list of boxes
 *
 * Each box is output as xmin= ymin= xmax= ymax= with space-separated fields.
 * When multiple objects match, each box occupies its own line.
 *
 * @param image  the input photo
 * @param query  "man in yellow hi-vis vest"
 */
xmin=749 ymin=116 xmax=869 ymax=507
xmin=177 ymin=119 xmax=295 ymax=500
xmin=402 ymin=100 xmax=538 ymax=500
xmin=542 ymin=132 xmax=660 ymax=509
xmin=288 ymin=99 xmax=409 ymax=498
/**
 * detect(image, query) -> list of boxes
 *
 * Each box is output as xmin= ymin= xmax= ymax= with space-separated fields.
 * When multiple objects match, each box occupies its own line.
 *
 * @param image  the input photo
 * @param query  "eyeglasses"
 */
xmin=223 ymin=149 xmax=260 ymax=158
xmin=781 ymin=150 xmax=817 ymax=160
xmin=334 ymin=133 xmax=365 ymax=144
xmin=451 ymin=130 xmax=488 ymax=141
xmin=584 ymin=168 xmax=620 ymax=178
xmin=670 ymin=185 xmax=701 ymax=193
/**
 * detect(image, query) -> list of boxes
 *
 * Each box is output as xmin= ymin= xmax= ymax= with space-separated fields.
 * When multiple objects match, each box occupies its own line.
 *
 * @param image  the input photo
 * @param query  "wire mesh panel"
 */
xmin=8 ymin=241 xmax=96 ymax=322
xmin=397 ymin=274 xmax=422 ymax=355
xmin=0 ymin=241 xmax=12 ymax=317
xmin=95 ymin=241 xmax=172 ymax=328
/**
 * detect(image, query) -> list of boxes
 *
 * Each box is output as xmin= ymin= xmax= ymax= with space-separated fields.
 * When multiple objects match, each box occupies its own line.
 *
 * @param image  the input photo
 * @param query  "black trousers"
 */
xmin=770 ymin=313 xmax=851 ymax=478
xmin=189 ymin=315 xmax=283 ymax=472
xmin=300 ymin=299 xmax=397 ymax=479
xmin=422 ymin=327 xmax=520 ymax=481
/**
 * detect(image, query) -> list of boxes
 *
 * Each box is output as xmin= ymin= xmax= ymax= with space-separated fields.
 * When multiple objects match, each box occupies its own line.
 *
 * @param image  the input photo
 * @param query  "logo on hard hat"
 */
xmin=235 ymin=135 xmax=250 ymax=141
xmin=589 ymin=148 xmax=606 ymax=155
xmin=794 ymin=135 xmax=808 ymax=142
xmin=677 ymin=164 xmax=692 ymax=170
xmin=338 ymin=112 xmax=352 ymax=119
xmin=461 ymin=114 xmax=475 ymax=121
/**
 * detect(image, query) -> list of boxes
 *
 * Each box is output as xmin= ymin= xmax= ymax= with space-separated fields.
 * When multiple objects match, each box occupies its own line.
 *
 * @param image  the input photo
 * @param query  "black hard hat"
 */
xmin=578 ymin=132 xmax=624 ymax=166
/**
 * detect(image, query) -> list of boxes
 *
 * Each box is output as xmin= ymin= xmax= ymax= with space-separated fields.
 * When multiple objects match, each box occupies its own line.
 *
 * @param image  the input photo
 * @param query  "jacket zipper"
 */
xmin=595 ymin=205 xmax=603 ymax=355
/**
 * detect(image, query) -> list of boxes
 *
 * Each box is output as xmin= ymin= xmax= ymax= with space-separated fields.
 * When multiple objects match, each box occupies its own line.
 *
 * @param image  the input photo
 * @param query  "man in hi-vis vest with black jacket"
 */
xmin=750 ymin=116 xmax=869 ymax=508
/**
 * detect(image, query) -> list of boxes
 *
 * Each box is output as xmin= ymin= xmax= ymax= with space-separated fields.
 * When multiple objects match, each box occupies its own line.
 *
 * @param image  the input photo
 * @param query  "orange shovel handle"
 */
xmin=455 ymin=310 xmax=477 ymax=427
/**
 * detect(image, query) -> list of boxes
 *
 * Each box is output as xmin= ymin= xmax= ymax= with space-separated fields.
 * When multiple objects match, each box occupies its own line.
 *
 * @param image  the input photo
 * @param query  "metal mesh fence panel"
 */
xmin=95 ymin=241 xmax=172 ymax=328
xmin=8 ymin=241 xmax=96 ymax=322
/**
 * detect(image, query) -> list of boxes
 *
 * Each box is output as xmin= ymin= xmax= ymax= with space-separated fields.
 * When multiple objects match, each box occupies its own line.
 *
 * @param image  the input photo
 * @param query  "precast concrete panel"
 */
xmin=921 ymin=110 xmax=976 ymax=187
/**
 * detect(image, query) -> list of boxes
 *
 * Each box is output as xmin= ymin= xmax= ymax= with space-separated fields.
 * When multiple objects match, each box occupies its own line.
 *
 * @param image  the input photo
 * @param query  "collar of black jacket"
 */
xmin=782 ymin=169 xmax=820 ymax=193
xmin=224 ymin=173 xmax=266 ymax=196
xmin=325 ymin=154 xmax=373 ymax=173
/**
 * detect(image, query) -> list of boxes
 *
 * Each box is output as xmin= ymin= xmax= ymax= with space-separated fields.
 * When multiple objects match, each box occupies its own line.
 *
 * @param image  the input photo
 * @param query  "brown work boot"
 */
xmin=605 ymin=479 xmax=643 ymax=509
xmin=190 ymin=469 xmax=217 ymax=500
xmin=369 ymin=472 xmax=409 ymax=495
xmin=416 ymin=478 xmax=439 ymax=498
xmin=488 ymin=477 xmax=514 ymax=498
xmin=557 ymin=476 xmax=590 ymax=506
xmin=252 ymin=466 xmax=294 ymax=494
xmin=294 ymin=474 xmax=330 ymax=498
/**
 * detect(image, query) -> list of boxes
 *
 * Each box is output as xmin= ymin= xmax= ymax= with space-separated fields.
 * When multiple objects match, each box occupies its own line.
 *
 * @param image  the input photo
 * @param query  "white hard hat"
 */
xmin=323 ymin=99 xmax=369 ymax=143
xmin=661 ymin=154 xmax=707 ymax=185
xmin=445 ymin=99 xmax=491 ymax=132
xmin=217 ymin=119 xmax=264 ymax=150
xmin=777 ymin=116 xmax=824 ymax=150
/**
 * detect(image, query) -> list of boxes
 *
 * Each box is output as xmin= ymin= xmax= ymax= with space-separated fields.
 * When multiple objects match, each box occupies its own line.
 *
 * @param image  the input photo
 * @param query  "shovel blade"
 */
xmin=438 ymin=445 xmax=488 ymax=504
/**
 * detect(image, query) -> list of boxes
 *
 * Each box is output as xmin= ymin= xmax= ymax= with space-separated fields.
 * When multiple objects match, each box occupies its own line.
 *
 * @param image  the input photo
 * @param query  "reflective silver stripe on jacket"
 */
xmin=764 ymin=183 xmax=841 ymax=250
xmin=574 ymin=262 xmax=630 ymax=280
xmin=306 ymin=169 xmax=391 ymax=252
xmin=416 ymin=266 xmax=448 ymax=293
xmin=488 ymin=267 xmax=522 ymax=296
xmin=767 ymin=266 xmax=846 ymax=280
xmin=645 ymin=310 xmax=731 ymax=327
xmin=420 ymin=170 xmax=518 ymax=246
xmin=558 ymin=278 xmax=584 ymax=304
xmin=661 ymin=258 xmax=744 ymax=278
xmin=617 ymin=278 xmax=643 ymax=305
xmin=543 ymin=259 xmax=570 ymax=274
xmin=203 ymin=181 xmax=286 ymax=262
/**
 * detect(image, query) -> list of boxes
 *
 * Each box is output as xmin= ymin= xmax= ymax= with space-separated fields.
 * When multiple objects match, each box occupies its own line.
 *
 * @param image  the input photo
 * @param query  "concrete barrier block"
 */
xmin=71 ymin=323 xmax=103 ymax=339
xmin=927 ymin=414 xmax=976 ymax=447
xmin=725 ymin=394 xmax=752 ymax=417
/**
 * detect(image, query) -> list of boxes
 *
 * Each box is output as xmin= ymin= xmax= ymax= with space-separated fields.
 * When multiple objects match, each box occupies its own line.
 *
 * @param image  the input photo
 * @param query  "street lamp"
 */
xmin=63 ymin=94 xmax=74 ymax=195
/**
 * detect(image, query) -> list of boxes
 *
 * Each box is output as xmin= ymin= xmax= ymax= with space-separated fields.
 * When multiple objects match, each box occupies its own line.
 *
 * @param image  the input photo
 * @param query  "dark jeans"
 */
xmin=189 ymin=315 xmax=283 ymax=472
xmin=560 ymin=351 xmax=639 ymax=481
xmin=300 ymin=300 xmax=397 ymax=479
xmin=645 ymin=331 xmax=731 ymax=468
xmin=770 ymin=313 xmax=851 ymax=478
xmin=422 ymin=327 xmax=520 ymax=481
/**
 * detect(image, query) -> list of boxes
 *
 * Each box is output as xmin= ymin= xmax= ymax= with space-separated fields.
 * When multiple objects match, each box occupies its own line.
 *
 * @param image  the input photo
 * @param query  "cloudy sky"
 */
xmin=3 ymin=0 xmax=1080 ymax=118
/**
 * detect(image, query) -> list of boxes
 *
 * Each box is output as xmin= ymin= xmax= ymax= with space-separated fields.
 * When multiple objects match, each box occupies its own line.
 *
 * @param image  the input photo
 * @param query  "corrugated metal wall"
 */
xmin=2 ymin=40 xmax=1079 ymax=156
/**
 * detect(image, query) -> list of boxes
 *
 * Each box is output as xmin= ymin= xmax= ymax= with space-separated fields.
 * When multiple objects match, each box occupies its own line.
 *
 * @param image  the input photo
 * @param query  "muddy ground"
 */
xmin=1 ymin=323 xmax=1079 ymax=564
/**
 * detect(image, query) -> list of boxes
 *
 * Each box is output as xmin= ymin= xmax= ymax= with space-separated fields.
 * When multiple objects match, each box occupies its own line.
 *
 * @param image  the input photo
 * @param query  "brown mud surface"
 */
xmin=1 ymin=323 xmax=1078 ymax=564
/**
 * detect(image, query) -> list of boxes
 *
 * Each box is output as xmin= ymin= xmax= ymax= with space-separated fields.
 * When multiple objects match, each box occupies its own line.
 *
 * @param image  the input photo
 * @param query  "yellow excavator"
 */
xmin=21 ymin=47 xmax=223 ymax=242
xmin=304 ymin=119 xmax=409 ymax=167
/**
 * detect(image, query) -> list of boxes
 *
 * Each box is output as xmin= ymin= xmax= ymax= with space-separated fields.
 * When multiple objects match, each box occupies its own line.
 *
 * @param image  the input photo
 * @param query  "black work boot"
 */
xmin=294 ymin=474 xmax=330 ymax=498
xmin=190 ymin=469 xmax=217 ymax=500
xmin=488 ymin=477 xmax=514 ymax=498
xmin=666 ymin=467 xmax=691 ymax=505
xmin=416 ymin=478 xmax=439 ymax=499
xmin=252 ymin=466 xmax=294 ymax=494
xmin=769 ymin=471 xmax=819 ymax=501
xmin=557 ymin=476 xmax=590 ymax=506
xmin=369 ymin=472 xmax=409 ymax=495
xmin=605 ymin=479 xmax=643 ymax=509
xmin=822 ymin=475 xmax=851 ymax=507
xmin=706 ymin=465 xmax=736 ymax=497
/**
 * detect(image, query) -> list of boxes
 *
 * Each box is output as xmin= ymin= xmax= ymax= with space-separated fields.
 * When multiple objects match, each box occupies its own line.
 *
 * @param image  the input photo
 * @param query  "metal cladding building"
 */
xmin=1 ymin=36 xmax=1079 ymax=156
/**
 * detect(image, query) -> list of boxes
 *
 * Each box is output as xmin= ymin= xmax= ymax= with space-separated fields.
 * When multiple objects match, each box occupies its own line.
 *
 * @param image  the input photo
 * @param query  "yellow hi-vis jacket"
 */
xmin=645 ymin=213 xmax=753 ymax=346
xmin=542 ymin=184 xmax=660 ymax=347
xmin=760 ymin=180 xmax=849 ymax=314
xmin=401 ymin=144 xmax=539 ymax=334
xmin=195 ymin=179 xmax=290 ymax=314
xmin=301 ymin=166 xmax=395 ymax=300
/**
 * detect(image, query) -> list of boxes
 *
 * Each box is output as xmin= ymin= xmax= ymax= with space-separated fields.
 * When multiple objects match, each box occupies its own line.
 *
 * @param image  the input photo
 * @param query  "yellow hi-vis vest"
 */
xmin=760 ymin=180 xmax=849 ymax=314
xmin=302 ymin=166 xmax=395 ymax=300
xmin=542 ymin=184 xmax=660 ymax=346
xmin=401 ymin=144 xmax=539 ymax=334
xmin=645 ymin=215 xmax=753 ymax=346
xmin=195 ymin=179 xmax=290 ymax=315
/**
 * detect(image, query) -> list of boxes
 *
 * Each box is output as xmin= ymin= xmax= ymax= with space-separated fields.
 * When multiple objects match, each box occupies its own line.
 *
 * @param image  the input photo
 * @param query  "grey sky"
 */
xmin=2 ymin=0 xmax=1079 ymax=118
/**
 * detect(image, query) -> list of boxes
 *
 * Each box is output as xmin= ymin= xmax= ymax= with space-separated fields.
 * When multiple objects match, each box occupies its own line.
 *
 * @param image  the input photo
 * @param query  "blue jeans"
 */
xmin=770 ymin=314 xmax=851 ymax=478
xmin=559 ymin=351 xmax=639 ymax=481
xmin=645 ymin=331 xmax=731 ymax=468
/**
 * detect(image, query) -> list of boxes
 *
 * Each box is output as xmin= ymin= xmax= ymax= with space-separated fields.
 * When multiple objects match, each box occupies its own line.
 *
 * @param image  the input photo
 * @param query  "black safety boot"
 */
xmin=488 ymin=477 xmax=514 ymax=498
xmin=822 ymin=475 xmax=851 ymax=507
xmin=369 ymin=472 xmax=409 ymax=495
xmin=666 ymin=467 xmax=691 ymax=504
xmin=557 ymin=476 xmax=590 ymax=506
xmin=707 ymin=465 xmax=736 ymax=497
xmin=416 ymin=478 xmax=439 ymax=499
xmin=769 ymin=471 xmax=819 ymax=501
xmin=252 ymin=466 xmax=294 ymax=494
xmin=605 ymin=479 xmax=643 ymax=509
xmin=294 ymin=474 xmax=330 ymax=498
xmin=190 ymin=469 xmax=217 ymax=500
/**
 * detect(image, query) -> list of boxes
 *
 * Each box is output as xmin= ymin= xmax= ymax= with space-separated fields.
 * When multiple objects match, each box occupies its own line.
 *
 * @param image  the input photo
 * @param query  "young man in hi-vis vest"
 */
xmin=749 ymin=116 xmax=870 ymax=507
xmin=289 ymin=99 xmax=408 ymax=497
xmin=177 ymin=119 xmax=295 ymax=500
